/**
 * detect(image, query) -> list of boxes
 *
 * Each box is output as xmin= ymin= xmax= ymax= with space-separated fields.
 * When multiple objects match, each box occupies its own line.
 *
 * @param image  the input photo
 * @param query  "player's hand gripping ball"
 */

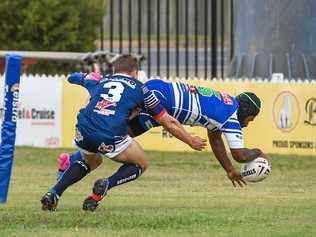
xmin=240 ymin=157 xmax=271 ymax=182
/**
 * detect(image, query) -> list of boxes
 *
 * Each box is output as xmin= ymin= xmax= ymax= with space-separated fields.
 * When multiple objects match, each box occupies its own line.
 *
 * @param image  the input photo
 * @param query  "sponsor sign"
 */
xmin=304 ymin=97 xmax=316 ymax=126
xmin=61 ymin=79 xmax=89 ymax=147
xmin=0 ymin=75 xmax=62 ymax=147
xmin=61 ymin=78 xmax=316 ymax=155
xmin=135 ymin=80 xmax=316 ymax=155
xmin=272 ymin=91 xmax=300 ymax=133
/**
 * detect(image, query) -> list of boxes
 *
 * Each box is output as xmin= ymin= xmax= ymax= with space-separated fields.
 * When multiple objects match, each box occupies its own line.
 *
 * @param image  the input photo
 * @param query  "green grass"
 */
xmin=1 ymin=147 xmax=315 ymax=237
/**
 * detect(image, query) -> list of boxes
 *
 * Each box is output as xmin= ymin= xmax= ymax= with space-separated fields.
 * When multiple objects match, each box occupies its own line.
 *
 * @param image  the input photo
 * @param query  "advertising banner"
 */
xmin=61 ymin=79 xmax=89 ymax=147
xmin=136 ymin=79 xmax=316 ymax=155
xmin=61 ymin=78 xmax=316 ymax=155
xmin=14 ymin=75 xmax=62 ymax=147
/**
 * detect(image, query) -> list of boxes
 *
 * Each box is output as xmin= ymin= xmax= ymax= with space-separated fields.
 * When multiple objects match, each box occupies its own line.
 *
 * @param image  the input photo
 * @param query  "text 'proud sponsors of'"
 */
xmin=271 ymin=90 xmax=316 ymax=154
xmin=273 ymin=140 xmax=316 ymax=149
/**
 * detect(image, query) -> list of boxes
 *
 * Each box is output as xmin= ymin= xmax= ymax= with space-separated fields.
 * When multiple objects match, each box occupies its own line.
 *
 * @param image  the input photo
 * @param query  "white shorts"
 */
xmin=74 ymin=135 xmax=133 ymax=159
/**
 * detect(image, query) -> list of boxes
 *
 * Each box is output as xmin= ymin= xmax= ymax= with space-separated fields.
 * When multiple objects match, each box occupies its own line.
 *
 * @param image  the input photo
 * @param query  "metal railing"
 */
xmin=101 ymin=0 xmax=234 ymax=79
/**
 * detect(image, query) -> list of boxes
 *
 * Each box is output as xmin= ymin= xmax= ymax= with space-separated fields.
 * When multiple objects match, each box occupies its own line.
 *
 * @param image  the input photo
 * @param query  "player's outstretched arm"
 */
xmin=230 ymin=148 xmax=266 ymax=163
xmin=67 ymin=72 xmax=101 ymax=95
xmin=156 ymin=112 xmax=206 ymax=151
xmin=207 ymin=130 xmax=246 ymax=187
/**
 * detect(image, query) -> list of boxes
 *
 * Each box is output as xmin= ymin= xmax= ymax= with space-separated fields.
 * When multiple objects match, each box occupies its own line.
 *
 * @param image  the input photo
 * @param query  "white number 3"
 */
xmin=101 ymin=82 xmax=124 ymax=102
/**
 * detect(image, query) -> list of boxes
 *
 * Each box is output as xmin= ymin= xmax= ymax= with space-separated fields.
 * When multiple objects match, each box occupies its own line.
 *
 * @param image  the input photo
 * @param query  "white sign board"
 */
xmin=0 ymin=74 xmax=62 ymax=147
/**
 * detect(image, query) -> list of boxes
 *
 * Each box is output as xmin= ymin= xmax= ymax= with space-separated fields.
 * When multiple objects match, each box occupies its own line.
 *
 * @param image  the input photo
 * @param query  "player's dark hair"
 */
xmin=113 ymin=54 xmax=138 ymax=74
xmin=236 ymin=92 xmax=261 ymax=126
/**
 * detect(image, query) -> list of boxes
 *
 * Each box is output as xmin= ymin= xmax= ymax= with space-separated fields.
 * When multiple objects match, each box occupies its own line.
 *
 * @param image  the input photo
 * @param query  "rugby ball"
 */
xmin=240 ymin=157 xmax=271 ymax=182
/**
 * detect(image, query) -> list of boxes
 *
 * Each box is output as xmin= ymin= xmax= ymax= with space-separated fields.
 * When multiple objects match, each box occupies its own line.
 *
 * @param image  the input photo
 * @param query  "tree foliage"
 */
xmin=0 ymin=0 xmax=105 ymax=73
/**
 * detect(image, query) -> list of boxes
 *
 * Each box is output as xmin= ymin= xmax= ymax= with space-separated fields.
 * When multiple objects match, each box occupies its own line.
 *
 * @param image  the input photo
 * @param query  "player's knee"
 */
xmin=139 ymin=159 xmax=149 ymax=172
xmin=93 ymin=157 xmax=103 ymax=168
xmin=90 ymin=159 xmax=102 ymax=170
xmin=83 ymin=154 xmax=103 ymax=171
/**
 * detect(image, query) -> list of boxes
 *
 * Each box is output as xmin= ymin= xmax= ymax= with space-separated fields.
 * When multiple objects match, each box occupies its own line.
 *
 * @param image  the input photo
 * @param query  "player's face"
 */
xmin=243 ymin=115 xmax=256 ymax=127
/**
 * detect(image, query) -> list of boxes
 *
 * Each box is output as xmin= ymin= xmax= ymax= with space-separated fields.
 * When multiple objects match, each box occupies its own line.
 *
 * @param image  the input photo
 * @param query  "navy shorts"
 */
xmin=73 ymin=127 xmax=132 ymax=159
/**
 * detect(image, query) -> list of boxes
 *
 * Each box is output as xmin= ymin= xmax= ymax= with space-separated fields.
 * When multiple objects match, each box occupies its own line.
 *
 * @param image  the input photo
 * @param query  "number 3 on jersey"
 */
xmin=101 ymin=81 xmax=124 ymax=102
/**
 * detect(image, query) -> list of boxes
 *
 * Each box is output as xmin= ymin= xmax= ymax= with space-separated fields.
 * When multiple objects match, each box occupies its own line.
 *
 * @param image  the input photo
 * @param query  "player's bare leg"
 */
xmin=83 ymin=140 xmax=148 ymax=211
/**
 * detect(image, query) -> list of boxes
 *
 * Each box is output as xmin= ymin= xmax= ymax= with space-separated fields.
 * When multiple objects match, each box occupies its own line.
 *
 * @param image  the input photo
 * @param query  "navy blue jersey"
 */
xmin=72 ymin=73 xmax=165 ymax=144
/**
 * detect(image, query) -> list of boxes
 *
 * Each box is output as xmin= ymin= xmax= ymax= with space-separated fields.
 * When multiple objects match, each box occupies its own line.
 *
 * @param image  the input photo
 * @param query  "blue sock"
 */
xmin=107 ymin=164 xmax=143 ymax=190
xmin=52 ymin=159 xmax=90 ymax=196
xmin=70 ymin=151 xmax=82 ymax=164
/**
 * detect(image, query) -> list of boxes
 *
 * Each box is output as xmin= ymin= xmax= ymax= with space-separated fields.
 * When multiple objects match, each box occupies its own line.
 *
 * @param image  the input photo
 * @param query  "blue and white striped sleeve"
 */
xmin=221 ymin=112 xmax=244 ymax=149
xmin=142 ymin=85 xmax=166 ymax=119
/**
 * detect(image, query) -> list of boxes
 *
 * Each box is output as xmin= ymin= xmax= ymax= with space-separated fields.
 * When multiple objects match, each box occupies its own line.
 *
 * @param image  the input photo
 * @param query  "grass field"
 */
xmin=0 ymin=147 xmax=315 ymax=237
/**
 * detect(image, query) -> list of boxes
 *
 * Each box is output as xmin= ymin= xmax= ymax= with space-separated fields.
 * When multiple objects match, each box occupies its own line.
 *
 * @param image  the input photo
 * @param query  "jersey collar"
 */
xmin=112 ymin=73 xmax=133 ymax=78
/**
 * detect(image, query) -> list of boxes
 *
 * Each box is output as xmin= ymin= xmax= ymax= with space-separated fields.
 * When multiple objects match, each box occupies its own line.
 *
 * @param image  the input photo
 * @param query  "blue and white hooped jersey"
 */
xmin=145 ymin=79 xmax=244 ymax=149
